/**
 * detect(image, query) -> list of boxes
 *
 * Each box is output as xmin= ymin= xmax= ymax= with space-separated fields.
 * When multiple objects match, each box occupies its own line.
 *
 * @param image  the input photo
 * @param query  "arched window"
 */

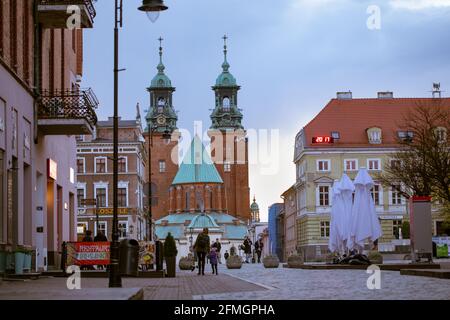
xmin=209 ymin=190 xmax=213 ymax=210
xmin=222 ymin=97 xmax=231 ymax=111
xmin=185 ymin=191 xmax=190 ymax=211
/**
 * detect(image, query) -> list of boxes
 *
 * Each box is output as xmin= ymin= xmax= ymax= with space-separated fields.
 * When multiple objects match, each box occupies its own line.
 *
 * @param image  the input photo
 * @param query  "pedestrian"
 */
xmin=212 ymin=238 xmax=222 ymax=264
xmin=243 ymin=236 xmax=252 ymax=263
xmin=224 ymin=250 xmax=230 ymax=261
xmin=193 ymin=227 xmax=210 ymax=276
xmin=82 ymin=230 xmax=93 ymax=242
xmin=255 ymin=238 xmax=264 ymax=263
xmin=208 ymin=247 xmax=219 ymax=275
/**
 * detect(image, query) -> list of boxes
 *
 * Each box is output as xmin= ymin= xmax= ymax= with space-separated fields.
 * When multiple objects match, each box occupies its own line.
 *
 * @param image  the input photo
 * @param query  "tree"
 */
xmin=376 ymin=100 xmax=450 ymax=219
xmin=163 ymin=232 xmax=178 ymax=258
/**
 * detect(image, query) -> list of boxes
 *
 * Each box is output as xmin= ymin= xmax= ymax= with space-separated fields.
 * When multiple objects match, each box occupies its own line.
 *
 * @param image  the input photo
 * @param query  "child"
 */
xmin=208 ymin=247 xmax=219 ymax=275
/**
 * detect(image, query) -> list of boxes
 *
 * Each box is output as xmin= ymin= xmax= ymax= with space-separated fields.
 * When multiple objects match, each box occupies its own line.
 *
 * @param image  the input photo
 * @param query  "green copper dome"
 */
xmin=215 ymin=35 xmax=237 ymax=87
xmin=188 ymin=213 xmax=220 ymax=229
xmin=150 ymin=39 xmax=172 ymax=88
xmin=250 ymin=197 xmax=259 ymax=211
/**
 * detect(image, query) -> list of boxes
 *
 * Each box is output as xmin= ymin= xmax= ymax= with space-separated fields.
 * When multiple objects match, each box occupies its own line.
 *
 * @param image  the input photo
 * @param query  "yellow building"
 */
xmin=292 ymin=92 xmax=450 ymax=260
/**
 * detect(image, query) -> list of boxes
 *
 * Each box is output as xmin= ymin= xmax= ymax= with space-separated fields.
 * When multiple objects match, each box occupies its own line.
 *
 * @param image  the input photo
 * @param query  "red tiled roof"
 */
xmin=304 ymin=98 xmax=450 ymax=148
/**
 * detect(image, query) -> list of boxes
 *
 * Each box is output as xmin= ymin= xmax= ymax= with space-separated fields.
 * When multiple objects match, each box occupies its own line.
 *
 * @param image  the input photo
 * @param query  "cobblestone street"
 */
xmin=196 ymin=262 xmax=450 ymax=300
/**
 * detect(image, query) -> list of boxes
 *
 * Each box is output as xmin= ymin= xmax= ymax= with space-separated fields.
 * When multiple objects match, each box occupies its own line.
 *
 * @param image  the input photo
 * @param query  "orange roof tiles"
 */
xmin=304 ymin=97 xmax=450 ymax=148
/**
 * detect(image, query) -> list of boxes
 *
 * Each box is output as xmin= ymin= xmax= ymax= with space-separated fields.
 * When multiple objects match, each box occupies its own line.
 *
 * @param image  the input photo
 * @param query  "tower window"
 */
xmin=224 ymin=162 xmax=231 ymax=172
xmin=159 ymin=160 xmax=166 ymax=173
xmin=222 ymin=97 xmax=231 ymax=111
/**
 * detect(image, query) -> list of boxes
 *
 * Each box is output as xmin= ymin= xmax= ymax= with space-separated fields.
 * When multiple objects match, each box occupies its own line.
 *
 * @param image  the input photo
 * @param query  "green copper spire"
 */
xmin=215 ymin=34 xmax=236 ymax=87
xmin=151 ymin=36 xmax=172 ymax=88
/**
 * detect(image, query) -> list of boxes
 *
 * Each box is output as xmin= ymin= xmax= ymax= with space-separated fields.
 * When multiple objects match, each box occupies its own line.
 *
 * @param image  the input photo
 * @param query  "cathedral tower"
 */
xmin=209 ymin=36 xmax=251 ymax=221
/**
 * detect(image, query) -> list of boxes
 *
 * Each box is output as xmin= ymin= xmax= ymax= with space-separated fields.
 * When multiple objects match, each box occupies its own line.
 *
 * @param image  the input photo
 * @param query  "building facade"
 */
xmin=281 ymin=185 xmax=297 ymax=259
xmin=268 ymin=203 xmax=283 ymax=259
xmin=293 ymin=92 xmax=450 ymax=260
xmin=0 ymin=1 xmax=98 ymax=271
xmin=76 ymin=114 xmax=147 ymax=241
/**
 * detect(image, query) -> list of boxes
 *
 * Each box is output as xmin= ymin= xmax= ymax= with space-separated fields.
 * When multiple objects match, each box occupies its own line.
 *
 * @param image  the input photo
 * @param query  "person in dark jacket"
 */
xmin=194 ymin=228 xmax=210 ymax=276
xmin=243 ymin=237 xmax=252 ymax=263
xmin=82 ymin=230 xmax=93 ymax=242
xmin=94 ymin=231 xmax=108 ymax=242
xmin=255 ymin=238 xmax=264 ymax=263
xmin=208 ymin=247 xmax=219 ymax=275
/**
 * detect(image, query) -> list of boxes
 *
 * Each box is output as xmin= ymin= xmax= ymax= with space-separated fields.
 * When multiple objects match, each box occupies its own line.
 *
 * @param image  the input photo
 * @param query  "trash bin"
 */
xmin=119 ymin=239 xmax=139 ymax=276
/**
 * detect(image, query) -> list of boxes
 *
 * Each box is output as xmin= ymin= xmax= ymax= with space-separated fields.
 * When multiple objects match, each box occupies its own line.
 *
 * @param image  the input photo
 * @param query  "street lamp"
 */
xmin=109 ymin=0 xmax=169 ymax=289
xmin=138 ymin=0 xmax=168 ymax=23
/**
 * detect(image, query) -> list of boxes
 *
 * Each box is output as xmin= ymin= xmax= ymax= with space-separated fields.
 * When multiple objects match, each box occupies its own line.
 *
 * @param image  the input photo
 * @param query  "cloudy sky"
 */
xmin=83 ymin=0 xmax=450 ymax=221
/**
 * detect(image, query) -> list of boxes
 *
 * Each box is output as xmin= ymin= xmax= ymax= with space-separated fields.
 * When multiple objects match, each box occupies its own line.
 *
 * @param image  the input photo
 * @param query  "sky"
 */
xmin=83 ymin=0 xmax=450 ymax=222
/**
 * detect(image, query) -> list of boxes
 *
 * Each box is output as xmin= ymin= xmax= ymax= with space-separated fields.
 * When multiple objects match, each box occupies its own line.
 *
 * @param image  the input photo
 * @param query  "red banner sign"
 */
xmin=66 ymin=242 xmax=111 ymax=266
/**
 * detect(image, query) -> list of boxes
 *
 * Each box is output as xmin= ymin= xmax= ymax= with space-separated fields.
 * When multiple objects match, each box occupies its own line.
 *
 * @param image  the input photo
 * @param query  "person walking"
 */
xmin=82 ymin=230 xmax=93 ymax=242
xmin=255 ymin=238 xmax=264 ymax=263
xmin=243 ymin=236 xmax=252 ymax=263
xmin=224 ymin=250 xmax=230 ymax=261
xmin=94 ymin=231 xmax=107 ymax=242
xmin=194 ymin=227 xmax=210 ymax=276
xmin=208 ymin=247 xmax=219 ymax=275
xmin=212 ymin=238 xmax=222 ymax=264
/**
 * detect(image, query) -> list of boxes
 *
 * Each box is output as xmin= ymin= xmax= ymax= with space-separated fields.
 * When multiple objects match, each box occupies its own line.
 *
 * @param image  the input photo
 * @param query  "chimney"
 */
xmin=378 ymin=91 xmax=394 ymax=99
xmin=336 ymin=91 xmax=352 ymax=100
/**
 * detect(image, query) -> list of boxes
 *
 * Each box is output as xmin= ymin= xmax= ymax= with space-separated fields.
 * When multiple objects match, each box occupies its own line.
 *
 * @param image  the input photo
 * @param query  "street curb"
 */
xmin=128 ymin=288 xmax=145 ymax=300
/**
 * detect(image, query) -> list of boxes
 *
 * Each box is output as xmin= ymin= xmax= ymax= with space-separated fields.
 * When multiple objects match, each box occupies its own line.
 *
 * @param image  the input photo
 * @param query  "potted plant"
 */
xmin=164 ymin=232 xmax=178 ymax=277
xmin=179 ymin=254 xmax=195 ymax=270
xmin=0 ymin=244 xmax=6 ymax=274
xmin=287 ymin=253 xmax=304 ymax=268
xmin=263 ymin=255 xmax=280 ymax=268
xmin=226 ymin=245 xmax=243 ymax=269
xmin=14 ymin=246 xmax=29 ymax=275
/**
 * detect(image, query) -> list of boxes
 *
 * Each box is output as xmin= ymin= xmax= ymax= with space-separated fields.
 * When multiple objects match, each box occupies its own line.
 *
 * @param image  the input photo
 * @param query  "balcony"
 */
xmin=38 ymin=88 xmax=99 ymax=135
xmin=38 ymin=0 xmax=97 ymax=29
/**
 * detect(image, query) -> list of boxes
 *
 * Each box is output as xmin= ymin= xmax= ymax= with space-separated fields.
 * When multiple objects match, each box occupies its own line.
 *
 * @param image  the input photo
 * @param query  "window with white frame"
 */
xmin=344 ymin=159 xmax=358 ymax=171
xmin=367 ymin=127 xmax=382 ymax=144
xmin=317 ymin=160 xmax=330 ymax=172
xmin=224 ymin=161 xmax=231 ymax=172
xmin=95 ymin=157 xmax=107 ymax=173
xmin=320 ymin=221 xmax=330 ymax=238
xmin=318 ymin=185 xmax=330 ymax=206
xmin=367 ymin=159 xmax=381 ymax=171
xmin=95 ymin=221 xmax=107 ymax=237
xmin=119 ymin=222 xmax=128 ymax=238
xmin=159 ymin=160 xmax=166 ymax=173
xmin=77 ymin=222 xmax=88 ymax=235
xmin=77 ymin=157 xmax=85 ymax=174
xmin=371 ymin=184 xmax=381 ymax=205
xmin=390 ymin=159 xmax=401 ymax=170
xmin=77 ymin=188 xmax=86 ymax=207
xmin=117 ymin=181 xmax=129 ymax=207
xmin=94 ymin=184 xmax=108 ymax=207
xmin=391 ymin=185 xmax=402 ymax=205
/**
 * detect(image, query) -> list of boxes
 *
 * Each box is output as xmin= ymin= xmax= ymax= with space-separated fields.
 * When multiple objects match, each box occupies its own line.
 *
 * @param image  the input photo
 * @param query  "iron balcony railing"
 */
xmin=38 ymin=88 xmax=99 ymax=129
xmin=38 ymin=0 xmax=97 ymax=22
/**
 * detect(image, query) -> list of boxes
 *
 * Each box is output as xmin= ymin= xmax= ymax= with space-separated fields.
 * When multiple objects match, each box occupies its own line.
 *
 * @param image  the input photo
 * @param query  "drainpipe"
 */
xmin=33 ymin=0 xmax=41 ymax=144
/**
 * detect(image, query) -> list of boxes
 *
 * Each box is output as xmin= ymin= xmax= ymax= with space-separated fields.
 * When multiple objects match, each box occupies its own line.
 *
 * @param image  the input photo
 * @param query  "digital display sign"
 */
xmin=312 ymin=136 xmax=334 ymax=144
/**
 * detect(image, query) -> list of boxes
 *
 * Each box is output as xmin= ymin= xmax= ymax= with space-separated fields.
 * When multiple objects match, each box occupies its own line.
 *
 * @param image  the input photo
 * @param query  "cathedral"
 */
xmin=144 ymin=37 xmax=253 ymax=259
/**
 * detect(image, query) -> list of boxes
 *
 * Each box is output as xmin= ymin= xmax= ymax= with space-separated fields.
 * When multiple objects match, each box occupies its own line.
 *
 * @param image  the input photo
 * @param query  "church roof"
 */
xmin=172 ymin=136 xmax=223 ymax=185
xmin=188 ymin=213 xmax=220 ymax=229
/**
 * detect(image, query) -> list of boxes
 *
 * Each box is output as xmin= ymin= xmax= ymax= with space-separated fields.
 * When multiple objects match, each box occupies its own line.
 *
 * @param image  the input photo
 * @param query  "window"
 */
xmin=157 ymin=97 xmax=165 ymax=113
xmin=77 ymin=158 xmax=85 ymax=174
xmin=77 ymin=188 xmax=85 ymax=207
xmin=367 ymin=159 xmax=380 ymax=171
xmin=344 ymin=159 xmax=357 ymax=171
xmin=185 ymin=191 xmax=190 ymax=210
xmin=222 ymin=97 xmax=231 ymax=110
xmin=317 ymin=160 xmax=330 ymax=172
xmin=119 ymin=222 xmax=128 ymax=238
xmin=96 ymin=188 xmax=107 ymax=207
xmin=391 ymin=185 xmax=402 ymax=205
xmin=393 ymin=220 xmax=402 ymax=239
xmin=367 ymin=127 xmax=382 ymax=144
xmin=77 ymin=222 xmax=87 ymax=235
xmin=397 ymin=131 xmax=413 ymax=141
xmin=371 ymin=185 xmax=381 ymax=205
xmin=75 ymin=135 xmax=84 ymax=142
xmin=320 ymin=221 xmax=330 ymax=238
xmin=159 ymin=160 xmax=166 ymax=173
xmin=95 ymin=157 xmax=107 ymax=173
xmin=331 ymin=132 xmax=340 ymax=139
xmin=96 ymin=222 xmax=107 ymax=237
xmin=319 ymin=186 xmax=330 ymax=206
xmin=118 ymin=157 xmax=127 ymax=173
xmin=435 ymin=127 xmax=447 ymax=143
xmin=224 ymin=162 xmax=231 ymax=172
xmin=390 ymin=159 xmax=401 ymax=170
xmin=118 ymin=188 xmax=127 ymax=207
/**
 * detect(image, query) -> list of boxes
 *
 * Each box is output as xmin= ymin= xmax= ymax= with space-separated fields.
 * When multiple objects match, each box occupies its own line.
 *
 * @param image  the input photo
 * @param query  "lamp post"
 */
xmin=109 ymin=0 xmax=168 ymax=289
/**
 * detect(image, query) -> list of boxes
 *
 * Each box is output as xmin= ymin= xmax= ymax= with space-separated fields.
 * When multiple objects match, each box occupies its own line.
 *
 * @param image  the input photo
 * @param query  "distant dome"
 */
xmin=151 ymin=73 xmax=172 ymax=88
xmin=215 ymin=71 xmax=237 ymax=87
xmin=250 ymin=198 xmax=259 ymax=211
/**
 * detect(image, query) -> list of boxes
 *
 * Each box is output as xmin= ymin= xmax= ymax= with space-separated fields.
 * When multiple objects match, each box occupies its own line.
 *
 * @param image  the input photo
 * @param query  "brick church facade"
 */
xmin=144 ymin=37 xmax=251 ymax=223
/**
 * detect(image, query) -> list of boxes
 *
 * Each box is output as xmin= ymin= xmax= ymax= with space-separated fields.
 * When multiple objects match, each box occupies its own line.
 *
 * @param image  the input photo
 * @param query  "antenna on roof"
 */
xmin=432 ymin=82 xmax=442 ymax=98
